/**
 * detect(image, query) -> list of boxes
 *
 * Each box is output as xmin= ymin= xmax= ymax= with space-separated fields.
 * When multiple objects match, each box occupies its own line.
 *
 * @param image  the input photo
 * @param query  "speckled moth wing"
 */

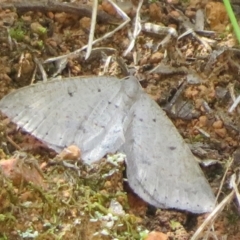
xmin=0 ymin=75 xmax=215 ymax=213
xmin=121 ymin=90 xmax=215 ymax=213
xmin=0 ymin=76 xmax=134 ymax=163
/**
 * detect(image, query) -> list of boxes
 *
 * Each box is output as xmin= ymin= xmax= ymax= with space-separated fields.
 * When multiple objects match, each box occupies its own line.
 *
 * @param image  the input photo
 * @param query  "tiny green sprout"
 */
xmin=170 ymin=220 xmax=182 ymax=230
xmin=0 ymin=214 xmax=6 ymax=221
xmin=37 ymin=40 xmax=44 ymax=48
xmin=38 ymin=26 xmax=47 ymax=35
xmin=0 ymin=213 xmax=16 ymax=222
xmin=30 ymin=22 xmax=47 ymax=36
xmin=0 ymin=233 xmax=8 ymax=240
xmin=225 ymin=24 xmax=232 ymax=33
xmin=139 ymin=229 xmax=149 ymax=240
xmin=9 ymin=26 xmax=25 ymax=41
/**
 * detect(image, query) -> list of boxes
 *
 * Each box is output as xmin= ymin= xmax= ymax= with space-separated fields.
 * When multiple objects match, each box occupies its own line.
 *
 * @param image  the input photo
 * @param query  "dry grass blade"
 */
xmin=229 ymin=95 xmax=240 ymax=112
xmin=85 ymin=0 xmax=98 ymax=60
xmin=191 ymin=191 xmax=234 ymax=240
xmin=33 ymin=57 xmax=47 ymax=83
xmin=123 ymin=0 xmax=143 ymax=56
xmin=230 ymin=172 xmax=240 ymax=206
xmin=191 ymin=158 xmax=238 ymax=240
xmin=215 ymin=158 xmax=233 ymax=202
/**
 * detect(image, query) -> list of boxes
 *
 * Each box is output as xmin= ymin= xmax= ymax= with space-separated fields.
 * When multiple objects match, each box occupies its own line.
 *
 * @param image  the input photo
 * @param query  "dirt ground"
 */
xmin=0 ymin=0 xmax=240 ymax=239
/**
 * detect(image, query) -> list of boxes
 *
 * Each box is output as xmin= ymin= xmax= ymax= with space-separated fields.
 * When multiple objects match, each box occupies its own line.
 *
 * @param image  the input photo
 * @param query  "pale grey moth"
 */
xmin=0 ymin=76 xmax=215 ymax=213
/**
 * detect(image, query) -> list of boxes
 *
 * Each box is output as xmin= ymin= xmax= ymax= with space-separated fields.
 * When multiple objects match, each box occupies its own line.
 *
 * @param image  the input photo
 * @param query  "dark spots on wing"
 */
xmin=115 ymin=104 xmax=119 ymax=109
xmin=152 ymin=118 xmax=156 ymax=122
xmin=108 ymin=101 xmax=111 ymax=105
xmin=67 ymin=87 xmax=75 ymax=97
xmin=68 ymin=91 xmax=73 ymax=97
xmin=142 ymin=160 xmax=151 ymax=165
xmin=169 ymin=146 xmax=176 ymax=150
xmin=80 ymin=127 xmax=87 ymax=134
xmin=133 ymin=114 xmax=144 ymax=122
xmin=128 ymin=138 xmax=135 ymax=145
xmin=45 ymin=132 xmax=48 ymax=136
xmin=98 ymin=88 xmax=101 ymax=92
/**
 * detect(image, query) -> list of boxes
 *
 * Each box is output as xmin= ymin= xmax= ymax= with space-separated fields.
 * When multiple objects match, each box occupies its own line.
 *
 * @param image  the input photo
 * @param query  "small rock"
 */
xmin=214 ymin=128 xmax=227 ymax=138
xmin=185 ymin=86 xmax=199 ymax=98
xmin=149 ymin=52 xmax=163 ymax=63
xmin=145 ymin=231 xmax=168 ymax=240
xmin=58 ymin=145 xmax=81 ymax=161
xmin=79 ymin=17 xmax=91 ymax=30
xmin=198 ymin=115 xmax=208 ymax=127
xmin=0 ymin=157 xmax=45 ymax=187
xmin=185 ymin=9 xmax=196 ymax=19
xmin=149 ymin=3 xmax=163 ymax=21
xmin=205 ymin=2 xmax=228 ymax=32
xmin=30 ymin=22 xmax=47 ymax=36
xmin=104 ymin=180 xmax=112 ymax=189
xmin=54 ymin=12 xmax=68 ymax=24
xmin=47 ymin=11 xmax=54 ymax=19
xmin=212 ymin=120 xmax=223 ymax=129
xmin=102 ymin=0 xmax=117 ymax=16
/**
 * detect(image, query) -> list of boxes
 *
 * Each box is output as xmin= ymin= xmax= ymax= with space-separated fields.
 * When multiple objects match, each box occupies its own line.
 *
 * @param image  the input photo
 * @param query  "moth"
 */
xmin=0 ymin=76 xmax=215 ymax=213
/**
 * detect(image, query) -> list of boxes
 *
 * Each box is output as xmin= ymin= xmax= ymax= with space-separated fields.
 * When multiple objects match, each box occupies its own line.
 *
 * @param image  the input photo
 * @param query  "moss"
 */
xmin=9 ymin=22 xmax=26 ymax=41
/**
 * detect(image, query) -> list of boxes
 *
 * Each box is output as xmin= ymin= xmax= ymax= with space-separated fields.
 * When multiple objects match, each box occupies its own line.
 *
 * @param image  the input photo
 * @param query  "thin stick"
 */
xmin=45 ymin=0 xmax=130 ymax=63
xmin=1 ymin=0 xmax=120 ymax=24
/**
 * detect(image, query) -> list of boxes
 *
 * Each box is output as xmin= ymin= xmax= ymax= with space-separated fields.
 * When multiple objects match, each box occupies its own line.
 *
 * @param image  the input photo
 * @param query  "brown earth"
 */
xmin=0 ymin=0 xmax=240 ymax=239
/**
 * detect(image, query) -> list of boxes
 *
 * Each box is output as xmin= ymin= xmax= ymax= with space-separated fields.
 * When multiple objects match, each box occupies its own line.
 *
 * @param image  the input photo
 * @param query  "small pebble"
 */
xmin=212 ymin=120 xmax=223 ymax=129
xmin=214 ymin=128 xmax=227 ymax=138
xmin=54 ymin=12 xmax=67 ymax=24
xmin=149 ymin=52 xmax=163 ymax=63
xmin=58 ymin=145 xmax=81 ymax=161
xmin=145 ymin=231 xmax=168 ymax=240
xmin=30 ymin=22 xmax=47 ymax=36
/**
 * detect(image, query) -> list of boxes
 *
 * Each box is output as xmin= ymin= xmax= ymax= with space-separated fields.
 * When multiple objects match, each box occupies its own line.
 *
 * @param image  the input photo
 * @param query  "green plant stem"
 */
xmin=223 ymin=0 xmax=240 ymax=44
